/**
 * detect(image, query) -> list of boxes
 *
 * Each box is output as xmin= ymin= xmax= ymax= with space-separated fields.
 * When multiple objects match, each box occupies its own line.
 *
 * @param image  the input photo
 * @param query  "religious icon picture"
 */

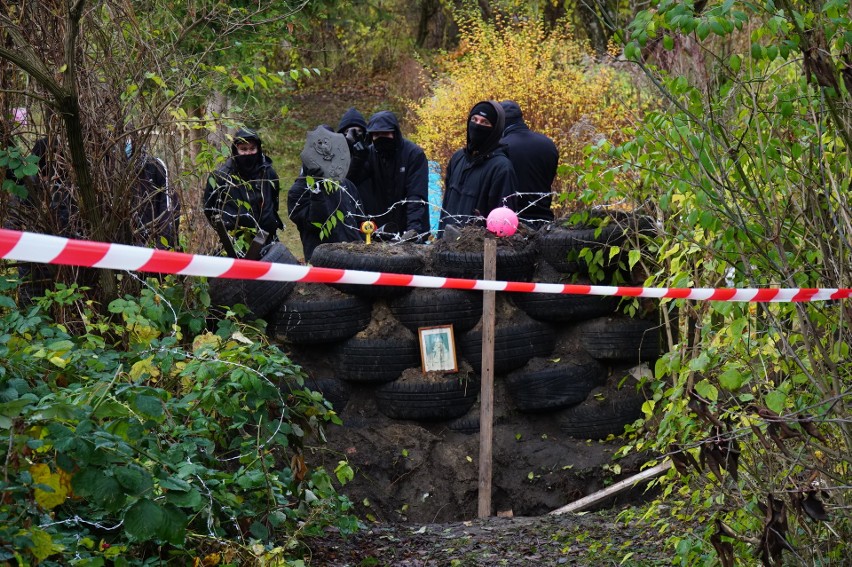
xmin=418 ymin=325 xmax=458 ymax=373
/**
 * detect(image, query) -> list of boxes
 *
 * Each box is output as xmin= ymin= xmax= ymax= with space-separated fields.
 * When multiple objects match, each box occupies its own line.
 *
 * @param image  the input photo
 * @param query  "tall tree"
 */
xmin=0 ymin=0 xmax=312 ymax=304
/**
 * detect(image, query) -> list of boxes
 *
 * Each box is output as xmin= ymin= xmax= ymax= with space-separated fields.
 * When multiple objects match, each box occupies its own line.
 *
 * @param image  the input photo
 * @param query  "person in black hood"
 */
xmin=204 ymin=127 xmax=283 ymax=256
xmin=336 ymin=107 xmax=370 ymax=185
xmin=361 ymin=110 xmax=429 ymax=240
xmin=288 ymin=125 xmax=365 ymax=261
xmin=125 ymin=137 xmax=180 ymax=249
xmin=438 ymin=100 xmax=519 ymax=236
xmin=499 ymin=100 xmax=558 ymax=225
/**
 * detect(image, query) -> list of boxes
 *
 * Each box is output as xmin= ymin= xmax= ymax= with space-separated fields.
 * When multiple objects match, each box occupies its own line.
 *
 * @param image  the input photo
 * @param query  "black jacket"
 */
xmin=500 ymin=101 xmax=558 ymax=223
xmin=204 ymin=128 xmax=283 ymax=237
xmin=288 ymin=174 xmax=365 ymax=261
xmin=438 ymin=101 xmax=518 ymax=235
xmin=362 ymin=111 xmax=429 ymax=236
xmin=133 ymin=155 xmax=180 ymax=249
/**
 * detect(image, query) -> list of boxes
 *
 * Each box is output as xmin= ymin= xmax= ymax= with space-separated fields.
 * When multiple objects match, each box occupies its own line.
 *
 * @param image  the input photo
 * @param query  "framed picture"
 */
xmin=418 ymin=325 xmax=458 ymax=373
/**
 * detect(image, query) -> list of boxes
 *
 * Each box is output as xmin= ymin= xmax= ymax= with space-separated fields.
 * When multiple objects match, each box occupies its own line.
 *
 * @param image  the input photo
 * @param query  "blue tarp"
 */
xmin=427 ymin=160 xmax=442 ymax=236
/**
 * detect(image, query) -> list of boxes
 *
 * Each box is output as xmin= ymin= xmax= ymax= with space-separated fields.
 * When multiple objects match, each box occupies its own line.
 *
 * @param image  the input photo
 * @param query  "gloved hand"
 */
xmin=302 ymin=161 xmax=324 ymax=180
xmin=399 ymin=229 xmax=419 ymax=243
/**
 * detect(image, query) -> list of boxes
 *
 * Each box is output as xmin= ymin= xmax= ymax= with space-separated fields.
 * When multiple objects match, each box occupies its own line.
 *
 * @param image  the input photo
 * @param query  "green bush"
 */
xmin=0 ymin=275 xmax=357 ymax=565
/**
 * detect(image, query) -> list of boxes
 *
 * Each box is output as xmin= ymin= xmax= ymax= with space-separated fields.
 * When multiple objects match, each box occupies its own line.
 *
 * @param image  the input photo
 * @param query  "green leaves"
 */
xmin=124 ymin=499 xmax=186 ymax=545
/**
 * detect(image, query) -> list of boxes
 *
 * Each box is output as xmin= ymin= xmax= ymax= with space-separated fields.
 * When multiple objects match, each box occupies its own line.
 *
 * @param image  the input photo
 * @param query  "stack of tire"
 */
xmin=242 ymin=213 xmax=661 ymax=439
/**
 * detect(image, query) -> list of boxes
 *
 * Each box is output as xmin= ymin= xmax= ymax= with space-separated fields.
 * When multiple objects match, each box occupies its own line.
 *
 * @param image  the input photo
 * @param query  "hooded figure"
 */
xmin=288 ymin=126 xmax=365 ymax=260
xmin=499 ymin=100 xmax=558 ymax=225
xmin=438 ymin=100 xmax=519 ymax=236
xmin=336 ymin=108 xmax=370 ymax=185
xmin=361 ymin=110 xmax=429 ymax=239
xmin=204 ymin=127 xmax=283 ymax=253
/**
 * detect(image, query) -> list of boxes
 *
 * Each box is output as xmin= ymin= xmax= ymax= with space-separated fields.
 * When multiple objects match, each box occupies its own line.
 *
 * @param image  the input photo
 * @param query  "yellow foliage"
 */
xmin=30 ymin=463 xmax=70 ymax=510
xmin=410 ymin=14 xmax=648 ymax=211
xmin=26 ymin=527 xmax=64 ymax=561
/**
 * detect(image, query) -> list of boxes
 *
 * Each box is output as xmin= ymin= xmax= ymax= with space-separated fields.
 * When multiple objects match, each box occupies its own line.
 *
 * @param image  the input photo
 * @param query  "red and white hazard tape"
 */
xmin=1 ymin=229 xmax=850 ymax=302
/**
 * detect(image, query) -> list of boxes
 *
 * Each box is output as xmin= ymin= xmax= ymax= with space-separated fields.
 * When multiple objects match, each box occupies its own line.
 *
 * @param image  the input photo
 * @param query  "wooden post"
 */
xmin=478 ymin=238 xmax=497 ymax=518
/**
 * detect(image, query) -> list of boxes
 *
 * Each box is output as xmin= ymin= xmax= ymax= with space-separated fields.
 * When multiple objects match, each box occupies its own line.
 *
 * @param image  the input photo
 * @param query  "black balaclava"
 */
xmin=231 ymin=127 xmax=263 ymax=178
xmin=367 ymin=111 xmax=402 ymax=158
xmin=467 ymin=101 xmax=504 ymax=155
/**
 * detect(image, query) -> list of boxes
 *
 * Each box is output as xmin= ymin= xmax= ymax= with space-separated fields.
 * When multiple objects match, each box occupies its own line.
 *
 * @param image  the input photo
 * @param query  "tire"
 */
xmin=208 ymin=242 xmax=298 ymax=319
xmin=389 ymin=288 xmax=482 ymax=333
xmin=556 ymin=380 xmax=645 ymax=440
xmin=571 ymin=315 xmax=662 ymax=363
xmin=375 ymin=376 xmax=479 ymax=421
xmin=537 ymin=222 xmax=626 ymax=275
xmin=448 ymin=414 xmax=480 ymax=434
xmin=506 ymin=357 xmax=606 ymax=413
xmin=430 ymin=247 xmax=536 ymax=282
xmin=335 ymin=335 xmax=420 ymax=383
xmin=301 ymin=376 xmax=351 ymax=413
xmin=271 ymin=287 xmax=372 ymax=344
xmin=459 ymin=320 xmax=556 ymax=374
xmin=510 ymin=291 xmax=619 ymax=323
xmin=310 ymin=243 xmax=424 ymax=299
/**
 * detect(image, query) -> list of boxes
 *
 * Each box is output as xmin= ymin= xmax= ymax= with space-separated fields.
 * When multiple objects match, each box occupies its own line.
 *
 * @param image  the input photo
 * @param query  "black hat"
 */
xmin=470 ymin=102 xmax=499 ymax=127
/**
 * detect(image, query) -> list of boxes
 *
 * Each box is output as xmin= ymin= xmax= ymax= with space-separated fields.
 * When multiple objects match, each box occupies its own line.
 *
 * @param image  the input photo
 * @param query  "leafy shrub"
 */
xmin=409 ymin=13 xmax=649 ymax=216
xmin=599 ymin=2 xmax=852 ymax=564
xmin=0 ymin=275 xmax=357 ymax=565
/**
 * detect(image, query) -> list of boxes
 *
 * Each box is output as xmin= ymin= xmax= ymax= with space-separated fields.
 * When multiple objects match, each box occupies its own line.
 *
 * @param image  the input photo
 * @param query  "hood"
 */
xmin=231 ymin=127 xmax=263 ymax=156
xmin=337 ymin=108 xmax=368 ymax=133
xmin=500 ymin=100 xmax=525 ymax=132
xmin=466 ymin=100 xmax=505 ymax=155
xmin=367 ymin=111 xmax=403 ymax=150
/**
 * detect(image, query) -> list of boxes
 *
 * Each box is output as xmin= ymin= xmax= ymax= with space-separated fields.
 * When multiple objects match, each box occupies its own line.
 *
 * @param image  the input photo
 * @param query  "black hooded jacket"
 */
xmin=133 ymin=154 xmax=180 ymax=249
xmin=362 ymin=111 xmax=429 ymax=236
xmin=500 ymin=101 xmax=558 ymax=224
xmin=204 ymin=128 xmax=283 ymax=238
xmin=287 ymin=175 xmax=365 ymax=261
xmin=438 ymin=101 xmax=518 ymax=235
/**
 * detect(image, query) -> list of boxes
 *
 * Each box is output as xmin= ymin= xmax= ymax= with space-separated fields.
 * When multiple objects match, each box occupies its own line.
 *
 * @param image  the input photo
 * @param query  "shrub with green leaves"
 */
xmin=592 ymin=1 xmax=852 ymax=564
xmin=0 ymin=275 xmax=357 ymax=565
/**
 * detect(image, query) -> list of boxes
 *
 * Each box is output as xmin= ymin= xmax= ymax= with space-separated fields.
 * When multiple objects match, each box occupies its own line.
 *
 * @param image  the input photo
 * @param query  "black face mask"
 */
xmin=467 ymin=123 xmax=492 ymax=152
xmin=373 ymin=137 xmax=395 ymax=155
xmin=234 ymin=153 xmax=260 ymax=175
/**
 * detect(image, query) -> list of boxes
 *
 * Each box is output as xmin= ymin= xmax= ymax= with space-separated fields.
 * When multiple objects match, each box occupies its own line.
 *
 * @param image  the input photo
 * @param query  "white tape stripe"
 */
xmin=337 ymin=270 xmax=382 ymax=285
xmin=14 ymin=232 xmax=65 ymax=264
xmin=409 ymin=275 xmax=448 ymax=288
xmin=263 ymin=263 xmax=311 ymax=282
xmin=94 ymin=243 xmax=154 ymax=270
xmin=178 ymin=255 xmax=236 ymax=277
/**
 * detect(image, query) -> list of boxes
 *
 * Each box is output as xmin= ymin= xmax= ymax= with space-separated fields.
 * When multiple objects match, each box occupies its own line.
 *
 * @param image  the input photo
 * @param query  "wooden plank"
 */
xmin=549 ymin=460 xmax=673 ymax=515
xmin=478 ymin=238 xmax=497 ymax=519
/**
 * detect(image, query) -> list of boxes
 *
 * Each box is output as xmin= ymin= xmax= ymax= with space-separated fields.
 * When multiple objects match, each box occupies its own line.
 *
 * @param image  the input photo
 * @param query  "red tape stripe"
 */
xmin=53 ymin=239 xmax=110 ymax=266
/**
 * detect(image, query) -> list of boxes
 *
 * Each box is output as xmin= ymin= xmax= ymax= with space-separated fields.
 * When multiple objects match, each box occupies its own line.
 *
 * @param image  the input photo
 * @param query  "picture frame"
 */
xmin=418 ymin=325 xmax=458 ymax=373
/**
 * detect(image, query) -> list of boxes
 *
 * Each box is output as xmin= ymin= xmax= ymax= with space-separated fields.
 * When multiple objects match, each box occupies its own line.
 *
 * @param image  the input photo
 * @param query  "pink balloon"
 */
xmin=486 ymin=207 xmax=519 ymax=237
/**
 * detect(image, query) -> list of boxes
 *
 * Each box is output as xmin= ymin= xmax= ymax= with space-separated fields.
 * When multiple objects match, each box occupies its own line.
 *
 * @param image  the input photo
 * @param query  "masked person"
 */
xmin=288 ymin=125 xmax=365 ymax=261
xmin=499 ymin=100 xmax=558 ymax=226
xmin=438 ymin=100 xmax=519 ymax=237
xmin=336 ymin=107 xmax=370 ymax=186
xmin=204 ymin=127 xmax=283 ymax=257
xmin=361 ymin=110 xmax=429 ymax=241
xmin=125 ymin=137 xmax=180 ymax=249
